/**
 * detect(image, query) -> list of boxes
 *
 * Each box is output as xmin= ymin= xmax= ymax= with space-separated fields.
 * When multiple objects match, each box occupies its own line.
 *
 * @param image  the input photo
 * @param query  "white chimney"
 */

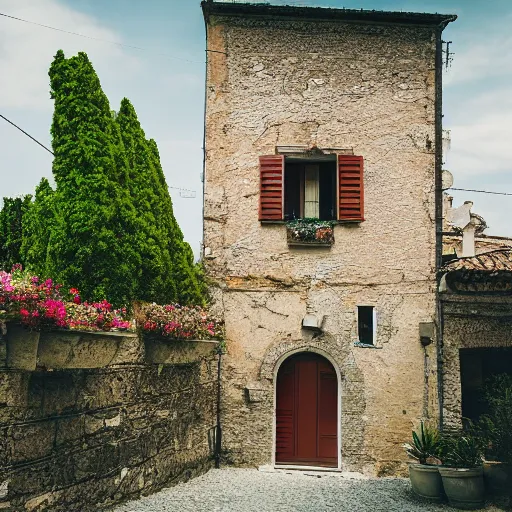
xmin=461 ymin=222 xmax=476 ymax=258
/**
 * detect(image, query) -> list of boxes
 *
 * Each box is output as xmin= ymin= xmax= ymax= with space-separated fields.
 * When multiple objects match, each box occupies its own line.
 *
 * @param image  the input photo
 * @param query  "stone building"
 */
xmin=201 ymin=1 xmax=456 ymax=475
xmin=440 ymin=199 xmax=512 ymax=433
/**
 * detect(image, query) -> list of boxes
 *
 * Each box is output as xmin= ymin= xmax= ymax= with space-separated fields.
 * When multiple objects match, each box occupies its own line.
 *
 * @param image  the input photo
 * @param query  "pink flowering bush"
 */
xmin=66 ymin=300 xmax=132 ymax=332
xmin=0 ymin=266 xmax=132 ymax=332
xmin=136 ymin=302 xmax=224 ymax=341
xmin=1 ymin=266 xmax=222 ymax=340
xmin=0 ymin=265 xmax=67 ymax=329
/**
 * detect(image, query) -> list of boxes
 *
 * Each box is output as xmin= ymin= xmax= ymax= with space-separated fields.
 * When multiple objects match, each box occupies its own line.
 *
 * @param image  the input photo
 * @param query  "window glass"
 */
xmin=358 ymin=306 xmax=374 ymax=345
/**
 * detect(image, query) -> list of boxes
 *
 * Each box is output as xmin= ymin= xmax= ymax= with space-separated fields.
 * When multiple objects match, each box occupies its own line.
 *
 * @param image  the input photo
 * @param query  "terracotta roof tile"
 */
xmin=442 ymin=249 xmax=512 ymax=272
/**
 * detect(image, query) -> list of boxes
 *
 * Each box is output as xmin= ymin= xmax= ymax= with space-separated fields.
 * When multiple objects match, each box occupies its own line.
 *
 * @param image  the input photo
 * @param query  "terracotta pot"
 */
xmin=439 ymin=466 xmax=485 ymax=510
xmin=408 ymin=463 xmax=444 ymax=501
xmin=6 ymin=323 xmax=40 ymax=371
xmin=483 ymin=461 xmax=512 ymax=496
xmin=144 ymin=337 xmax=219 ymax=365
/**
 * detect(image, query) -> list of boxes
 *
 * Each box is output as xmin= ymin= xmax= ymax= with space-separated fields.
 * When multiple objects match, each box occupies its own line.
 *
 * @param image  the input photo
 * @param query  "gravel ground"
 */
xmin=110 ymin=468 xmax=509 ymax=512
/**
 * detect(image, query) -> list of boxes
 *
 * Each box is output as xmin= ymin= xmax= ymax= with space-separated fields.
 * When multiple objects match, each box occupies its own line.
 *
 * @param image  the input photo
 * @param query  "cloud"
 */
xmin=0 ymin=0 xmax=140 ymax=111
xmin=445 ymin=88 xmax=512 ymax=177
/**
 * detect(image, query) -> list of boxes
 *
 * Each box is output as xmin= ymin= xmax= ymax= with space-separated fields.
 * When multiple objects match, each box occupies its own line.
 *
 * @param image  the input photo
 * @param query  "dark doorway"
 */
xmin=460 ymin=347 xmax=512 ymax=423
xmin=275 ymin=352 xmax=338 ymax=467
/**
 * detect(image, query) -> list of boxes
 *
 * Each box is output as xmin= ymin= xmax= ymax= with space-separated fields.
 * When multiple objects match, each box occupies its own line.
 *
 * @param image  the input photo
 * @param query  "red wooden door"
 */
xmin=276 ymin=353 xmax=338 ymax=467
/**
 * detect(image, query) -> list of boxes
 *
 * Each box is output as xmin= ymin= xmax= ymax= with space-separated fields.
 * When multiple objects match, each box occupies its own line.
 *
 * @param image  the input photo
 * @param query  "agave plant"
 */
xmin=403 ymin=422 xmax=441 ymax=465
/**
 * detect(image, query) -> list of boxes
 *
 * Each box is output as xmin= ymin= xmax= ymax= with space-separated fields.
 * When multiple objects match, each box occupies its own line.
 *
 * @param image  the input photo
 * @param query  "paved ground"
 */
xmin=110 ymin=468 xmax=509 ymax=512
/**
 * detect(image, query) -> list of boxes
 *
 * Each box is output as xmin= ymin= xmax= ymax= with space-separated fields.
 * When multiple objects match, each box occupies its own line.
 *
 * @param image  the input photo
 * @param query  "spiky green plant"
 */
xmin=403 ymin=422 xmax=441 ymax=465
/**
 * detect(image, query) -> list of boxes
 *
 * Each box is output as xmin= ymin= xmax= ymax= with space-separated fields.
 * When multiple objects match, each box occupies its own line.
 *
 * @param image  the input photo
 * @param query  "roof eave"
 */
xmin=201 ymin=1 xmax=457 ymax=28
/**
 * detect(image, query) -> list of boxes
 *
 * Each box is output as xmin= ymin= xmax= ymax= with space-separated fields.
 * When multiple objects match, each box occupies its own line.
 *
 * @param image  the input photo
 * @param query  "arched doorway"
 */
xmin=275 ymin=352 xmax=338 ymax=467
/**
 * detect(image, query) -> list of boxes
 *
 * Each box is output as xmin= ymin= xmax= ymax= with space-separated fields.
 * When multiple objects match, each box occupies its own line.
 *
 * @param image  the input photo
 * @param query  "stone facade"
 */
xmin=202 ymin=3 xmax=454 ymax=475
xmin=0 ymin=331 xmax=218 ymax=511
xmin=441 ymin=294 xmax=512 ymax=431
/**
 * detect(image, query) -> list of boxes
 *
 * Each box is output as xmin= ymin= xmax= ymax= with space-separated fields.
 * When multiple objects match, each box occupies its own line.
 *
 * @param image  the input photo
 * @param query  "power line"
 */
xmin=0 ymin=113 xmax=54 ymax=155
xmin=0 ymin=12 xmax=203 ymax=64
xmin=449 ymin=187 xmax=512 ymax=197
xmin=0 ymin=113 xmax=197 ymax=196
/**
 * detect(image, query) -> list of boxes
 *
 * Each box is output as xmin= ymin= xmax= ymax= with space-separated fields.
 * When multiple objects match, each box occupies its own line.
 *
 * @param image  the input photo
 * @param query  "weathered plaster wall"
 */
xmin=204 ymin=14 xmax=440 ymax=475
xmin=0 ymin=333 xmax=217 ymax=511
xmin=441 ymin=294 xmax=512 ymax=430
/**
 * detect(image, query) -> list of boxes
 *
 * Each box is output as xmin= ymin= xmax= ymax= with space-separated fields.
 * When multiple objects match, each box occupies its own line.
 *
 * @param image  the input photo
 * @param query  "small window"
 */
xmin=358 ymin=306 xmax=376 ymax=345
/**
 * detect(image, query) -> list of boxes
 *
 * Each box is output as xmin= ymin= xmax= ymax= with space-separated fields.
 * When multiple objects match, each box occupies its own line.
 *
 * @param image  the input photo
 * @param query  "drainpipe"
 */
xmin=215 ymin=350 xmax=222 ymax=469
xmin=434 ymin=23 xmax=445 ymax=432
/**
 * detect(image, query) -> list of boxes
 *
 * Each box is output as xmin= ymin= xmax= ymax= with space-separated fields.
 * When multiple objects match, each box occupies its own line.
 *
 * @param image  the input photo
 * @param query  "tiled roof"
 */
xmin=442 ymin=249 xmax=512 ymax=272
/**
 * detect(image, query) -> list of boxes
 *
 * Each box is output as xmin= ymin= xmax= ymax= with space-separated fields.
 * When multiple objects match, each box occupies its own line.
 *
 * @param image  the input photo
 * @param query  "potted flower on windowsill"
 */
xmin=438 ymin=434 xmax=486 ymax=510
xmin=286 ymin=218 xmax=334 ymax=246
xmin=403 ymin=422 xmax=444 ymax=501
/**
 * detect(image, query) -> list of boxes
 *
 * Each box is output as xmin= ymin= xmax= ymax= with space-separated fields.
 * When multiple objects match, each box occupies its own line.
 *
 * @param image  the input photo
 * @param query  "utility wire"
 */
xmin=0 ymin=113 xmax=54 ymax=156
xmin=0 ymin=113 xmax=197 ymax=196
xmin=448 ymin=187 xmax=512 ymax=197
xmin=0 ymin=12 xmax=203 ymax=64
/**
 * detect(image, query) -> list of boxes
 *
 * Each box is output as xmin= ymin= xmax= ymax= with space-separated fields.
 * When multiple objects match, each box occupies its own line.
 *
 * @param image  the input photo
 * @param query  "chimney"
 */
xmin=462 ymin=219 xmax=476 ymax=258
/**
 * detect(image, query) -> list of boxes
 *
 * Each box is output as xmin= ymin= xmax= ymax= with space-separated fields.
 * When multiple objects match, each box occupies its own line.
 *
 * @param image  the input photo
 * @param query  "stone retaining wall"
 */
xmin=0 ymin=331 xmax=218 ymax=511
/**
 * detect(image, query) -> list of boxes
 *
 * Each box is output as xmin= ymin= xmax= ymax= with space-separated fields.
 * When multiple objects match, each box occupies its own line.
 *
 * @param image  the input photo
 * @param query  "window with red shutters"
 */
xmin=259 ymin=155 xmax=284 ymax=221
xmin=258 ymin=153 xmax=364 ymax=223
xmin=338 ymin=155 xmax=364 ymax=221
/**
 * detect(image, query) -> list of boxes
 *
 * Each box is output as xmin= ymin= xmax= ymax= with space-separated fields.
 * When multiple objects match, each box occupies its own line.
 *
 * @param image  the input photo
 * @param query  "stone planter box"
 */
xmin=143 ymin=336 xmax=219 ymax=365
xmin=5 ymin=323 xmax=40 ymax=371
xmin=286 ymin=224 xmax=334 ymax=246
xmin=37 ymin=330 xmax=141 ymax=369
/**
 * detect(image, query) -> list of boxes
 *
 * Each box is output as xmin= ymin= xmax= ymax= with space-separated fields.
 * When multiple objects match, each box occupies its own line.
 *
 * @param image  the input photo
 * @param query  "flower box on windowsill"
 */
xmin=143 ymin=335 xmax=219 ymax=365
xmin=286 ymin=219 xmax=334 ymax=247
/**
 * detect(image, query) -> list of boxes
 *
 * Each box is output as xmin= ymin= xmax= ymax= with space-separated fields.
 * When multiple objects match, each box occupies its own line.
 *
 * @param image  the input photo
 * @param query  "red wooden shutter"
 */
xmin=259 ymin=155 xmax=284 ymax=221
xmin=338 ymin=155 xmax=364 ymax=221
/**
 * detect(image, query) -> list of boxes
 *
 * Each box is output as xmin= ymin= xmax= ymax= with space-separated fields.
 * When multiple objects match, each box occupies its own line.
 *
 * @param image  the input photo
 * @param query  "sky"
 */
xmin=1 ymin=0 xmax=512 ymax=258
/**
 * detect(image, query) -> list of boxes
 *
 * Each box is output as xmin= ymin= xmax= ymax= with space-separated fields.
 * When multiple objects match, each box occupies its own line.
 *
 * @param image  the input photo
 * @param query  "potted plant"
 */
xmin=403 ymin=422 xmax=444 ymax=501
xmin=438 ymin=434 xmax=485 ymax=510
xmin=286 ymin=218 xmax=334 ymax=246
xmin=476 ymin=375 xmax=512 ymax=496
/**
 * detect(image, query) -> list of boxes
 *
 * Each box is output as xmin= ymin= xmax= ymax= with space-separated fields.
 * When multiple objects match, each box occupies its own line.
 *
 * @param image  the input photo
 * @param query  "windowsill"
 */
xmin=353 ymin=342 xmax=382 ymax=349
xmin=288 ymin=242 xmax=332 ymax=248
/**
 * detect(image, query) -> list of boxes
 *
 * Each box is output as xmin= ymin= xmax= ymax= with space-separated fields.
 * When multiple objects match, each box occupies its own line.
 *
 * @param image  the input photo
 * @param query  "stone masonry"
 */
xmin=0 ymin=332 xmax=217 ymax=511
xmin=202 ymin=3 xmax=455 ymax=476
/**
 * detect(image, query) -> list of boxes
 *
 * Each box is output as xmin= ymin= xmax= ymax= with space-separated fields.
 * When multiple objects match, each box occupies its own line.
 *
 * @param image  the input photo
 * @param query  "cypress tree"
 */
xmin=47 ymin=50 xmax=140 ymax=306
xmin=0 ymin=195 xmax=32 ymax=269
xmin=115 ymin=98 xmax=177 ymax=303
xmin=20 ymin=178 xmax=55 ymax=276
xmin=146 ymin=139 xmax=206 ymax=305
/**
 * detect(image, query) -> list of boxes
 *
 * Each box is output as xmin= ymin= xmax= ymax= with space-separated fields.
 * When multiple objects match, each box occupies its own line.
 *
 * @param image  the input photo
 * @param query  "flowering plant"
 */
xmin=0 ymin=266 xmax=132 ymax=332
xmin=136 ymin=302 xmax=224 ymax=341
xmin=286 ymin=218 xmax=335 ymax=245
xmin=0 ymin=265 xmax=67 ymax=329
xmin=66 ymin=300 xmax=132 ymax=332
